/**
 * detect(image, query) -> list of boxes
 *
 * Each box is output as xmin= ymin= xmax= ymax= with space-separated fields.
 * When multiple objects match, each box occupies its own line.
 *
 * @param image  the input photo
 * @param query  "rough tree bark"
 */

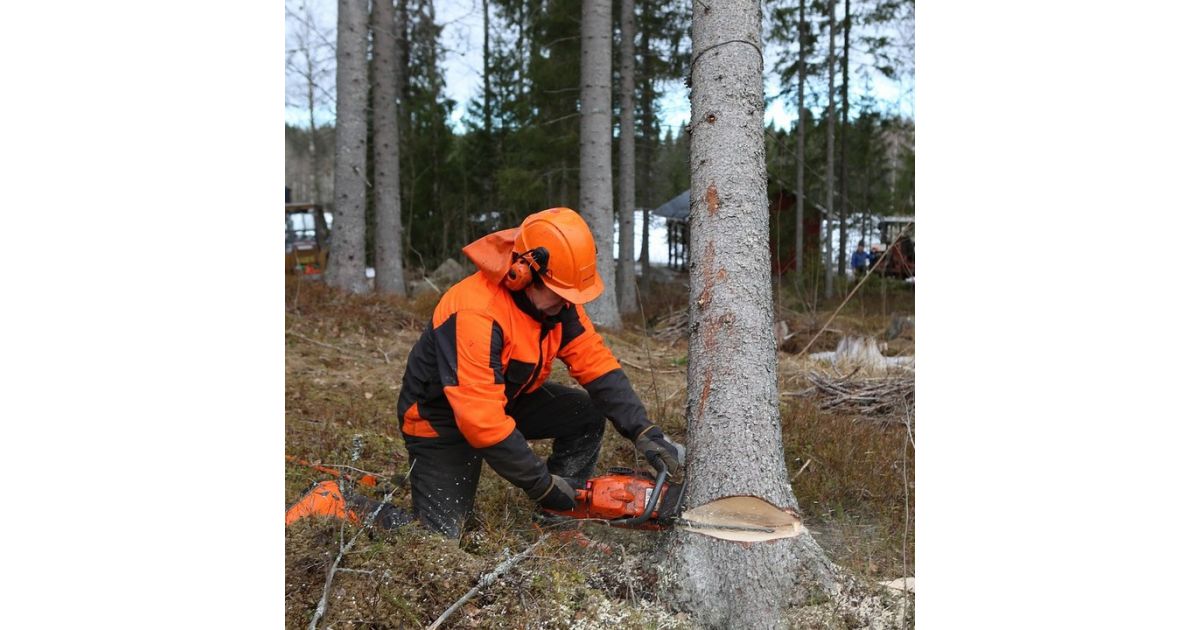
xmin=823 ymin=0 xmax=836 ymax=300
xmin=371 ymin=0 xmax=407 ymax=296
xmin=663 ymin=2 xmax=836 ymax=627
xmin=616 ymin=0 xmax=637 ymax=314
xmin=579 ymin=0 xmax=621 ymax=328
xmin=327 ymin=0 xmax=370 ymax=294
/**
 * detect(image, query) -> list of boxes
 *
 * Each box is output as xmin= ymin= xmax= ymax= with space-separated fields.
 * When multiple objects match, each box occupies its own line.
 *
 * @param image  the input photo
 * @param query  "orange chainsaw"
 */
xmin=539 ymin=454 xmax=686 ymax=530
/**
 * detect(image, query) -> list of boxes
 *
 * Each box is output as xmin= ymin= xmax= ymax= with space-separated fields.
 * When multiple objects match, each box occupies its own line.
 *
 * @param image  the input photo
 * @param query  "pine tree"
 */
xmin=665 ymin=1 xmax=836 ymax=624
xmin=327 ymin=0 xmax=371 ymax=294
xmin=616 ymin=0 xmax=637 ymax=314
xmin=579 ymin=0 xmax=620 ymax=328
xmin=372 ymin=0 xmax=406 ymax=295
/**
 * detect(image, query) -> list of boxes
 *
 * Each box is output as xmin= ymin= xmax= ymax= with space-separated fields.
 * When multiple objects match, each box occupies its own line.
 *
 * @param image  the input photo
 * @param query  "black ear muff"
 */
xmin=528 ymin=247 xmax=549 ymax=273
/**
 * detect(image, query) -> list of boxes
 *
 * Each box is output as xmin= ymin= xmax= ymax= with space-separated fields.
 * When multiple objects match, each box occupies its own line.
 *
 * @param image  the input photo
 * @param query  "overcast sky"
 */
xmin=285 ymin=0 xmax=913 ymax=132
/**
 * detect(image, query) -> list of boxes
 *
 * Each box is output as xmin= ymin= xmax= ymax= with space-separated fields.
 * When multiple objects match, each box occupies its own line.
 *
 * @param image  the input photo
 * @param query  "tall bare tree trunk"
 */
xmin=394 ymin=0 xmax=411 ymax=259
xmin=579 ymin=0 xmax=620 ymax=328
xmin=327 ymin=0 xmax=370 ymax=294
xmin=823 ymin=0 xmax=836 ymax=301
xmin=420 ymin=0 xmax=442 ymax=255
xmin=837 ymin=0 xmax=850 ymax=285
xmin=794 ymin=0 xmax=806 ymax=282
xmin=637 ymin=9 xmax=654 ymax=268
xmin=482 ymin=0 xmax=492 ymax=135
xmin=616 ymin=0 xmax=637 ymax=314
xmin=372 ymin=0 xmax=406 ymax=295
xmin=664 ymin=2 xmax=836 ymax=626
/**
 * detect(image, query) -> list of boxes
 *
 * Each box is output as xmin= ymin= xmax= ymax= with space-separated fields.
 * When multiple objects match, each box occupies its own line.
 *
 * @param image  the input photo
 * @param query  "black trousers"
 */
xmin=402 ymin=382 xmax=605 ymax=538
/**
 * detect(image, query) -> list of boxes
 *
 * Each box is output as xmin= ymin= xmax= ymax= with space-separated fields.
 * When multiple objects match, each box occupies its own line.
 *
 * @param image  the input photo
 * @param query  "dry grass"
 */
xmin=284 ymin=271 xmax=915 ymax=628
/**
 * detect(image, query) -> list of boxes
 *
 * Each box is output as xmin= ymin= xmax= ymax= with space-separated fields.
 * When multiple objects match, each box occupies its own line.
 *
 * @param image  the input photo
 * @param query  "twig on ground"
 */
xmin=336 ymin=568 xmax=376 ymax=576
xmin=793 ymin=371 xmax=915 ymax=421
xmin=649 ymin=308 xmax=688 ymax=341
xmin=308 ymin=485 xmax=399 ymax=630
xmin=790 ymin=458 xmax=813 ymax=481
xmin=287 ymin=329 xmax=377 ymax=361
xmin=621 ymin=358 xmax=683 ymax=374
xmin=307 ymin=463 xmax=414 ymax=630
xmin=426 ymin=534 xmax=551 ymax=630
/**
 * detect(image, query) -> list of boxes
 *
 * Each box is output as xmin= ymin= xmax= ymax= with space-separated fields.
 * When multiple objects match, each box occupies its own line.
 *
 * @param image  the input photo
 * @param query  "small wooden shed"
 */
xmin=651 ymin=181 xmax=821 ymax=275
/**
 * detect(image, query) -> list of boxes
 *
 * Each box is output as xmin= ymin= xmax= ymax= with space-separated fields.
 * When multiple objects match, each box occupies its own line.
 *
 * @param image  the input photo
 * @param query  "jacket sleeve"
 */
xmin=437 ymin=309 xmax=550 ymax=494
xmin=556 ymin=305 xmax=653 ymax=440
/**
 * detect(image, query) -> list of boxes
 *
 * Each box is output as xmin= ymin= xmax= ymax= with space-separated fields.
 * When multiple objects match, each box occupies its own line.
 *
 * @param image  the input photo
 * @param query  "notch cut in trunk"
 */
xmin=679 ymin=495 xmax=805 ymax=542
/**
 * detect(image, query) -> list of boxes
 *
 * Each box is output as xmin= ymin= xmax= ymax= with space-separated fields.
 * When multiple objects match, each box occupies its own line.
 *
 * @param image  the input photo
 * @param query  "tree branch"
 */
xmin=426 ymin=534 xmax=550 ymax=630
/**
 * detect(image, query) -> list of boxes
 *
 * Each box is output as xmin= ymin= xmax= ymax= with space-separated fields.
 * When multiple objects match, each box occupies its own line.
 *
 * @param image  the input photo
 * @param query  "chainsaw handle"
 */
xmin=609 ymin=463 xmax=669 ymax=527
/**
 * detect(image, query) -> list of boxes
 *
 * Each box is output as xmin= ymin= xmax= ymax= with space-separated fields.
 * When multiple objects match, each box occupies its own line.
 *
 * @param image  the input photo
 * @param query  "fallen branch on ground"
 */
xmin=426 ymin=534 xmax=551 ymax=630
xmin=307 ymin=463 xmax=414 ymax=630
xmin=650 ymin=309 xmax=688 ymax=341
xmin=785 ymin=371 xmax=914 ymax=422
xmin=286 ymin=330 xmax=380 ymax=362
xmin=620 ymin=358 xmax=683 ymax=374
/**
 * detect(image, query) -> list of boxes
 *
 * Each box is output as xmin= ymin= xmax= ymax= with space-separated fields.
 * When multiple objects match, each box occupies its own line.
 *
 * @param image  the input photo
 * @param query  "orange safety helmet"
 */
xmin=507 ymin=207 xmax=604 ymax=304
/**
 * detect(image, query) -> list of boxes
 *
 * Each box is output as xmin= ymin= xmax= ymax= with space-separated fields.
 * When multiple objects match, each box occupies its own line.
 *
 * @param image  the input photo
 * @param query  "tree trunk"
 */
xmin=327 ymin=0 xmax=370 ymax=294
xmin=794 ymin=0 xmax=806 ymax=282
xmin=394 ymin=0 xmax=410 ymax=259
xmin=371 ymin=0 xmax=406 ymax=295
xmin=637 ymin=7 xmax=654 ymax=268
xmin=420 ymin=0 xmax=442 ymax=259
xmin=664 ymin=2 xmax=836 ymax=627
xmin=579 ymin=0 xmax=620 ymax=328
xmin=837 ymin=0 xmax=850 ymax=284
xmin=482 ymin=0 xmax=492 ymax=135
xmin=823 ymin=0 xmax=836 ymax=301
xmin=616 ymin=0 xmax=637 ymax=314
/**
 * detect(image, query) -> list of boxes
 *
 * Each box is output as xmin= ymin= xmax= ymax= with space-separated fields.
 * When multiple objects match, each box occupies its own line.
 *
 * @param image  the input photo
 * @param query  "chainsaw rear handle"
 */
xmin=608 ymin=455 xmax=669 ymax=527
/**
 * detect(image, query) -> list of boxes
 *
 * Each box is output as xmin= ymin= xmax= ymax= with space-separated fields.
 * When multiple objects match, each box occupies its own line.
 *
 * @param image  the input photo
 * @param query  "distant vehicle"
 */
xmin=285 ymin=203 xmax=330 ymax=275
xmin=876 ymin=216 xmax=915 ymax=279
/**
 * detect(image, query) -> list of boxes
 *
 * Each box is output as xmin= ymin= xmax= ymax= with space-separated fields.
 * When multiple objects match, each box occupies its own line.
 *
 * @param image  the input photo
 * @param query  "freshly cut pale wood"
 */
xmin=679 ymin=496 xmax=805 ymax=542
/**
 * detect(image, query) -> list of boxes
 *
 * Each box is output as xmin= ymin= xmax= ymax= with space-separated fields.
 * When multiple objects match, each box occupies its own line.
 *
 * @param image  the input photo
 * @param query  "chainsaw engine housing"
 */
xmin=544 ymin=467 xmax=683 ymax=530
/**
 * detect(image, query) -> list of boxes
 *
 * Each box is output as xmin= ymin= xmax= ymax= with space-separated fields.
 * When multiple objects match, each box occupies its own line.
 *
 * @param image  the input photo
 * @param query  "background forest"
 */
xmin=285 ymin=0 xmax=914 ymax=278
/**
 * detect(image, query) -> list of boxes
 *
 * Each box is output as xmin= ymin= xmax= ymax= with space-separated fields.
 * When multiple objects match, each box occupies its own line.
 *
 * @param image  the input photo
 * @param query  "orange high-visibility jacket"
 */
xmin=397 ymin=271 xmax=653 ymax=494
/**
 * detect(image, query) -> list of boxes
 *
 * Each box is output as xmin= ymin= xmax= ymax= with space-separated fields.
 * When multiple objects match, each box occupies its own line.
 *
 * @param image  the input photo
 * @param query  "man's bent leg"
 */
xmin=508 ymin=383 xmax=605 ymax=486
xmin=402 ymin=433 xmax=482 ymax=539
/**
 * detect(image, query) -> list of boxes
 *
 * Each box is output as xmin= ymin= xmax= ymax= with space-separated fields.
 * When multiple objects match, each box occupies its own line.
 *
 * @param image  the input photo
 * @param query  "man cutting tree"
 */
xmin=396 ymin=207 xmax=683 ymax=538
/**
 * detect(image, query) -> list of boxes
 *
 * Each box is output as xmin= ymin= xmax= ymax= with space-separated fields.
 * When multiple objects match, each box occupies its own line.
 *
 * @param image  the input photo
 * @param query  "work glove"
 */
xmin=529 ymin=474 xmax=577 ymax=511
xmin=635 ymin=426 xmax=684 ymax=476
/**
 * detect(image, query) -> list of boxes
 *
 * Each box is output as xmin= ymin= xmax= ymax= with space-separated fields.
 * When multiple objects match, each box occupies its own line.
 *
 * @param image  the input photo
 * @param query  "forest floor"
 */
xmin=284 ymin=269 xmax=915 ymax=629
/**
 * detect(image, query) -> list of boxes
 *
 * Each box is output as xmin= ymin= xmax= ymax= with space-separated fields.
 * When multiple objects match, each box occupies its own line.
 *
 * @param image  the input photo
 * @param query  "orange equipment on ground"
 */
xmin=285 ymin=480 xmax=359 ymax=526
xmin=285 ymin=455 xmax=379 ymax=488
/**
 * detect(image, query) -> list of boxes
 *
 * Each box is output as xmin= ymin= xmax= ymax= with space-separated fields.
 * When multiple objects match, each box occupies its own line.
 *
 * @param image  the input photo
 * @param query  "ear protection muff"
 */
xmin=504 ymin=247 xmax=550 ymax=291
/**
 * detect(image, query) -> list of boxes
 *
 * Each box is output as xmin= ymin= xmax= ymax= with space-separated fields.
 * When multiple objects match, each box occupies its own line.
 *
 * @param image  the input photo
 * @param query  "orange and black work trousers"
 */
xmin=402 ymin=382 xmax=605 ymax=539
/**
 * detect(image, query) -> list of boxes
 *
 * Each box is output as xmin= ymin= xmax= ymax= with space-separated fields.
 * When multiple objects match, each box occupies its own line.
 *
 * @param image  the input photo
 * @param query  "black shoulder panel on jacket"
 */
xmin=432 ymin=313 xmax=459 ymax=386
xmin=559 ymin=304 xmax=586 ymax=347
xmin=489 ymin=320 xmax=504 ymax=384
